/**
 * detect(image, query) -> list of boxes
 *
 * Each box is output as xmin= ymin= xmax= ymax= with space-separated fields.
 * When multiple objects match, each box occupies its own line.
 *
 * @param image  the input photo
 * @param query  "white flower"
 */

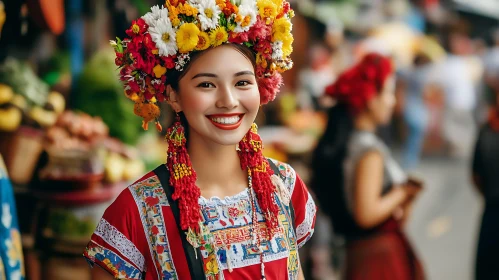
xmin=176 ymin=53 xmax=191 ymax=71
xmin=2 ymin=203 xmax=12 ymax=228
xmin=272 ymin=41 xmax=284 ymax=60
xmin=149 ymin=17 xmax=178 ymax=57
xmin=233 ymin=2 xmax=257 ymax=33
xmin=142 ymin=5 xmax=169 ymax=27
xmin=195 ymin=0 xmax=221 ymax=31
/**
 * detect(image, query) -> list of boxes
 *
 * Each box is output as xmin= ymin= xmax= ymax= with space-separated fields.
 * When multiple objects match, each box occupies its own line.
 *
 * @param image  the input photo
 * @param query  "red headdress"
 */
xmin=325 ymin=53 xmax=394 ymax=115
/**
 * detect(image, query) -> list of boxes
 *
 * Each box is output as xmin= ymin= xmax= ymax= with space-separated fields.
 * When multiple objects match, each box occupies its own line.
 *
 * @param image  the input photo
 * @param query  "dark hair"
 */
xmin=310 ymin=104 xmax=357 ymax=236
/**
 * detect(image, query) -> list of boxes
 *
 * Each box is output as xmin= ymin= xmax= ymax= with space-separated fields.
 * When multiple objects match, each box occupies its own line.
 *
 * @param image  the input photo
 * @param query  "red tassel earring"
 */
xmin=165 ymin=113 xmax=201 ymax=237
xmin=237 ymin=123 xmax=280 ymax=236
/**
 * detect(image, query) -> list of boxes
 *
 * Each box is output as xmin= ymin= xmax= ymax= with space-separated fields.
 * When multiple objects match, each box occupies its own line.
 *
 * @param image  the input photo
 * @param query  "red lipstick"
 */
xmin=206 ymin=113 xmax=244 ymax=130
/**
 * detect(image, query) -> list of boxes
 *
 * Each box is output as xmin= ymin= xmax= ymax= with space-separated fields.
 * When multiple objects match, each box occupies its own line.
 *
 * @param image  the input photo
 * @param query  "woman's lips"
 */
xmin=206 ymin=113 xmax=244 ymax=130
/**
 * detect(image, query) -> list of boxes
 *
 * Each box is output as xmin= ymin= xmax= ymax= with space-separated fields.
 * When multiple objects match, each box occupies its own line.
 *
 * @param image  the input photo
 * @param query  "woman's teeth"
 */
xmin=210 ymin=116 xmax=240 ymax=124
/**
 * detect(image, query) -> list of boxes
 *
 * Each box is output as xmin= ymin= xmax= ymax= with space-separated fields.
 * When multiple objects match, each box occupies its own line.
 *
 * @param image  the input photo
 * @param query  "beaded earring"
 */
xmin=165 ymin=113 xmax=201 ymax=234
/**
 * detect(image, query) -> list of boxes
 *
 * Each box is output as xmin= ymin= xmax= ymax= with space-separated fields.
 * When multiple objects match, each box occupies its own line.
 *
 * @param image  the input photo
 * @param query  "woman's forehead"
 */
xmin=188 ymin=46 xmax=254 ymax=74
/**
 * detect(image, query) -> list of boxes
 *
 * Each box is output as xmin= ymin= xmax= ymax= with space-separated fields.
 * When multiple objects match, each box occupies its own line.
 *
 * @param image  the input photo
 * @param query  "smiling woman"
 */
xmin=83 ymin=1 xmax=316 ymax=280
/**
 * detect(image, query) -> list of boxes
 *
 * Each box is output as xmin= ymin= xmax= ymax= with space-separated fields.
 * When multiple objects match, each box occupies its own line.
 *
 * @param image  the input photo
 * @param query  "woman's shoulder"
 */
xmin=109 ymin=170 xmax=168 ymax=214
xmin=347 ymin=131 xmax=387 ymax=158
xmin=267 ymin=158 xmax=298 ymax=192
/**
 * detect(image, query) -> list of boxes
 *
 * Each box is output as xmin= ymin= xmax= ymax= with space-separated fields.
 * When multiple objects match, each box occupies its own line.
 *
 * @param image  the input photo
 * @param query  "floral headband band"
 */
xmin=111 ymin=0 xmax=295 ymax=131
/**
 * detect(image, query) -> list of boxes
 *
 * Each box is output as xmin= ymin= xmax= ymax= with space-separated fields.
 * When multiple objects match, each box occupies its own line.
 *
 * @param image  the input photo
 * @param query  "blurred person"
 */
xmin=399 ymin=36 xmax=445 ymax=170
xmin=311 ymin=53 xmax=425 ymax=280
xmin=472 ymin=89 xmax=499 ymax=280
xmin=84 ymin=1 xmax=317 ymax=280
xmin=434 ymin=32 xmax=478 ymax=158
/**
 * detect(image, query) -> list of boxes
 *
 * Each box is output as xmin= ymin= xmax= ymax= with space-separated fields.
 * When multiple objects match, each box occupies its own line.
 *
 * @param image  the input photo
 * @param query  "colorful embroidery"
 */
xmin=199 ymin=187 xmax=297 ymax=275
xmin=296 ymin=195 xmax=316 ymax=248
xmin=129 ymin=176 xmax=177 ymax=280
xmin=94 ymin=218 xmax=145 ymax=270
xmin=85 ymin=241 xmax=143 ymax=279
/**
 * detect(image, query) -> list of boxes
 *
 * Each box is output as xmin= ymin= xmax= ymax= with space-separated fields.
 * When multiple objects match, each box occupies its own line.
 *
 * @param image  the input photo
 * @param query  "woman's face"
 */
xmin=367 ymin=75 xmax=396 ymax=125
xmin=169 ymin=45 xmax=260 ymax=146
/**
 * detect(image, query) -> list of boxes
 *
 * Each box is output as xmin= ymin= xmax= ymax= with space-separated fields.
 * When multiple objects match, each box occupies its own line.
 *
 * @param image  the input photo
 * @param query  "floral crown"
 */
xmin=111 ymin=0 xmax=295 ymax=131
xmin=324 ymin=53 xmax=393 ymax=115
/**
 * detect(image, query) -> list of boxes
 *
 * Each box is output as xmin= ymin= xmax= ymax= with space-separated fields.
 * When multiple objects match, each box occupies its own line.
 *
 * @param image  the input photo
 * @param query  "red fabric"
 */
xmin=162 ymin=206 xmax=192 ymax=279
xmin=84 ymin=162 xmax=316 ymax=279
xmin=345 ymin=219 xmax=425 ymax=280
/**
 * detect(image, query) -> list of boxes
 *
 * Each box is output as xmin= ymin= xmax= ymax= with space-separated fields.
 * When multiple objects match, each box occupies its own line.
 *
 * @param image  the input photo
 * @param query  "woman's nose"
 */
xmin=215 ymin=85 xmax=238 ymax=109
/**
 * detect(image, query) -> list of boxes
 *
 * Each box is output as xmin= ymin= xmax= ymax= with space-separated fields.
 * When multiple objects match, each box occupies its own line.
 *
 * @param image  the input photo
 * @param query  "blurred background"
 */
xmin=0 ymin=0 xmax=498 ymax=279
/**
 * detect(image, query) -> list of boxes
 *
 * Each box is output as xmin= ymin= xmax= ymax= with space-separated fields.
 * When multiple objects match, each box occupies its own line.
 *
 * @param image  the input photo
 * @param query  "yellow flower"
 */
xmin=257 ymin=0 xmax=278 ymax=22
xmin=176 ymin=23 xmax=200 ymax=53
xmin=153 ymin=65 xmax=167 ymax=78
xmin=196 ymin=32 xmax=211 ymax=51
xmin=209 ymin=26 xmax=228 ymax=47
xmin=256 ymin=53 xmax=268 ymax=68
xmin=242 ymin=15 xmax=252 ymax=27
xmin=282 ymin=35 xmax=293 ymax=57
xmin=172 ymin=18 xmax=181 ymax=27
xmin=235 ymin=14 xmax=243 ymax=23
xmin=178 ymin=3 xmax=198 ymax=17
xmin=272 ymin=17 xmax=292 ymax=42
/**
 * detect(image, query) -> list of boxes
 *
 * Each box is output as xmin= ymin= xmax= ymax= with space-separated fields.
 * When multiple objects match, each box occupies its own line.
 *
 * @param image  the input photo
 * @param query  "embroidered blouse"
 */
xmin=83 ymin=159 xmax=316 ymax=279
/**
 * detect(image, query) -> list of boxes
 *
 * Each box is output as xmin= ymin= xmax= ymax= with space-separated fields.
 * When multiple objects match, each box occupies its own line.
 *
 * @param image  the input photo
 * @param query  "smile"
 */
xmin=206 ymin=113 xmax=244 ymax=130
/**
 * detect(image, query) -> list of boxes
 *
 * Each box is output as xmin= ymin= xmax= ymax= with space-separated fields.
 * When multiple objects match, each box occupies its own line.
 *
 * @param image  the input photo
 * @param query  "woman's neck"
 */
xmin=187 ymin=131 xmax=247 ymax=198
xmin=354 ymin=113 xmax=377 ymax=133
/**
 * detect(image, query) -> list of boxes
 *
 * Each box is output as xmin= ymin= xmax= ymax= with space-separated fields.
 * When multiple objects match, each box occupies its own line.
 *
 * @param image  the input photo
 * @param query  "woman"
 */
xmin=472 ymin=90 xmax=499 ymax=280
xmin=84 ymin=1 xmax=316 ymax=279
xmin=311 ymin=53 xmax=424 ymax=280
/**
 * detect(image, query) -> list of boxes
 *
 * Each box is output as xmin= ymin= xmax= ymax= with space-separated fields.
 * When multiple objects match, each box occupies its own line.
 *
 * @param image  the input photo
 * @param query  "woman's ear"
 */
xmin=166 ymin=85 xmax=182 ymax=113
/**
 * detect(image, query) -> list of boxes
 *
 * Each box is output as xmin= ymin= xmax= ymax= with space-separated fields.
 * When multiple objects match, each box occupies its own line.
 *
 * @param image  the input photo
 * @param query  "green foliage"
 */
xmin=72 ymin=49 xmax=145 ymax=145
xmin=0 ymin=58 xmax=49 ymax=106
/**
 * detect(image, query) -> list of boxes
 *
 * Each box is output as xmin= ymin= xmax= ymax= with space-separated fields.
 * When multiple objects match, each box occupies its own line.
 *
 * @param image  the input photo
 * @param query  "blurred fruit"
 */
xmin=0 ymin=107 xmax=22 ymax=131
xmin=0 ymin=84 xmax=13 ymax=104
xmin=29 ymin=106 xmax=57 ymax=127
xmin=47 ymin=91 xmax=65 ymax=114
xmin=10 ymin=94 xmax=27 ymax=111
xmin=123 ymin=159 xmax=145 ymax=181
xmin=104 ymin=152 xmax=126 ymax=183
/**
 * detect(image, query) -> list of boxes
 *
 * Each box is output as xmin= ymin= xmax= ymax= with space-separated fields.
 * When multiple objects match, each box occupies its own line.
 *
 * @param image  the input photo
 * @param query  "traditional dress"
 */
xmin=341 ymin=131 xmax=424 ymax=280
xmin=84 ymin=159 xmax=316 ymax=279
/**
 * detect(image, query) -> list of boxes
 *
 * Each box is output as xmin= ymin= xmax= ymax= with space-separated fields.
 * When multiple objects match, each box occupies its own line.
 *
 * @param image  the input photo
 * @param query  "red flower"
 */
xmin=156 ymin=245 xmax=164 ymax=254
xmin=254 ymin=40 xmax=272 ymax=60
xmin=115 ymin=53 xmax=125 ymax=66
xmin=152 ymin=226 xmax=159 ymax=235
xmin=258 ymin=73 xmax=283 ymax=104
xmin=126 ymin=18 xmax=148 ymax=37
xmin=248 ymin=17 xmax=271 ymax=41
xmin=145 ymin=196 xmax=160 ymax=207
xmin=228 ymin=31 xmax=248 ymax=44
xmin=162 ymin=56 xmax=176 ymax=69
xmin=228 ymin=207 xmax=240 ymax=217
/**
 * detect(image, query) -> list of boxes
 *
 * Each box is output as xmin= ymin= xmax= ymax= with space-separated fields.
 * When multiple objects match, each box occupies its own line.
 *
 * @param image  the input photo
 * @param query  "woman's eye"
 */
xmin=197 ymin=82 xmax=215 ymax=88
xmin=236 ymin=80 xmax=251 ymax=87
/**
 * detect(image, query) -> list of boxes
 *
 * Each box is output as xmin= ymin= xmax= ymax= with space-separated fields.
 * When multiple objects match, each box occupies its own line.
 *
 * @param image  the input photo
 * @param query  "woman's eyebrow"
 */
xmin=191 ymin=73 xmax=218 ymax=80
xmin=234 ymin=71 xmax=255 ymax=77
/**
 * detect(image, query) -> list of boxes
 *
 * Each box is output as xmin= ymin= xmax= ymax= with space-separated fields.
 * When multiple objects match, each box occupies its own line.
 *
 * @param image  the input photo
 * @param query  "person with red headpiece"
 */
xmin=311 ymin=53 xmax=425 ymax=279
xmin=83 ymin=1 xmax=316 ymax=280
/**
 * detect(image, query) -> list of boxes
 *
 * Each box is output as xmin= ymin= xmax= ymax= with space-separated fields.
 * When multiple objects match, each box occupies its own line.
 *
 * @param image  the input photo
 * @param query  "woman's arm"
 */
xmin=91 ymin=265 xmax=116 ymax=280
xmin=352 ymin=151 xmax=411 ymax=229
